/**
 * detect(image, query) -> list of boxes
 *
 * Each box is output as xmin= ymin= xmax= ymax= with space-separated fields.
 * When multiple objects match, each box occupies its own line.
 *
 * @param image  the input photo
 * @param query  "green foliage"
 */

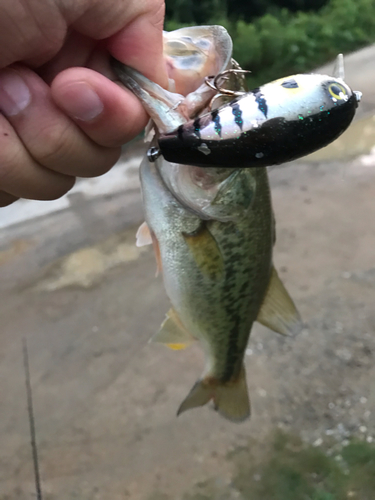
xmin=230 ymin=432 xmax=347 ymax=500
xmin=182 ymin=432 xmax=375 ymax=500
xmin=166 ymin=0 xmax=227 ymax=24
xmin=165 ymin=0 xmax=375 ymax=87
xmin=342 ymin=441 xmax=375 ymax=497
xmin=233 ymin=0 xmax=375 ymax=86
xmin=166 ymin=0 xmax=331 ymax=24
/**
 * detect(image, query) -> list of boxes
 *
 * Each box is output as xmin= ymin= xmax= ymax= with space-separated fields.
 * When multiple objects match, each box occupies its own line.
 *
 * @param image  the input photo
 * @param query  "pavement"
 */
xmin=1 ymin=46 xmax=375 ymax=500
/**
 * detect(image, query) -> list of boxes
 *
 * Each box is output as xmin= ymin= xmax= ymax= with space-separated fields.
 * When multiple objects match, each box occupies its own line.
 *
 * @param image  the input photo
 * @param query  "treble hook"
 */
xmin=205 ymin=68 xmax=251 ymax=97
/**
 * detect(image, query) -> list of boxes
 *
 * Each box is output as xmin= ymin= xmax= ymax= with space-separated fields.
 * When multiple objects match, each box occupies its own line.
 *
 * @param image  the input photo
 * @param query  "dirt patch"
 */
xmin=36 ymin=230 xmax=147 ymax=291
xmin=0 ymin=239 xmax=33 ymax=266
xmin=1 ymin=154 xmax=375 ymax=499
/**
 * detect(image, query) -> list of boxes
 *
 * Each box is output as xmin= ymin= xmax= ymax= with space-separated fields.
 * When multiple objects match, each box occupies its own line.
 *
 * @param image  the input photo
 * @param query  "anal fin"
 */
xmin=257 ymin=266 xmax=302 ymax=336
xmin=151 ymin=308 xmax=195 ymax=350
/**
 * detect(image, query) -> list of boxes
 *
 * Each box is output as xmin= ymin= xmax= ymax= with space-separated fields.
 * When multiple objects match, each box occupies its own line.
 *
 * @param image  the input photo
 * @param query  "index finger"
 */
xmin=106 ymin=0 xmax=168 ymax=88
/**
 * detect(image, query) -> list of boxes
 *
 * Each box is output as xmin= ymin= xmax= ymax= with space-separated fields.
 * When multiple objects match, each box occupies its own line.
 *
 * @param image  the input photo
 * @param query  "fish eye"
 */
xmin=328 ymin=82 xmax=348 ymax=100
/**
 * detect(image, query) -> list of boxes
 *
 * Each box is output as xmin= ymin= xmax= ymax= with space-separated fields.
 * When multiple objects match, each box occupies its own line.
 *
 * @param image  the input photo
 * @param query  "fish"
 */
xmin=111 ymin=25 xmax=301 ymax=423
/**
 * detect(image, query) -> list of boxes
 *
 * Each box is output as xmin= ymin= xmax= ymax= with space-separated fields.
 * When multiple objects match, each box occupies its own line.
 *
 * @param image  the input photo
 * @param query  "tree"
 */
xmin=165 ymin=0 xmax=330 ymax=23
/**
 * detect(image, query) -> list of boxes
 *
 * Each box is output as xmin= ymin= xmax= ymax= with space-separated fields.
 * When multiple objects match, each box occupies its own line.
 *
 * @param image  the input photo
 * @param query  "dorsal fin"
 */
xmin=257 ymin=267 xmax=302 ymax=336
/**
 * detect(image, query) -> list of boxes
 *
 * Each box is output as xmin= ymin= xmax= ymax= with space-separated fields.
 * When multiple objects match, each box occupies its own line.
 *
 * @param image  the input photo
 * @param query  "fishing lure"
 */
xmin=146 ymin=54 xmax=362 ymax=168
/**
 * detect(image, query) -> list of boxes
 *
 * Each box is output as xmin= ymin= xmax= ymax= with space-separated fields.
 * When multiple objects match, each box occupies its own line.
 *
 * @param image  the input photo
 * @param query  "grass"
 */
xmin=181 ymin=431 xmax=375 ymax=500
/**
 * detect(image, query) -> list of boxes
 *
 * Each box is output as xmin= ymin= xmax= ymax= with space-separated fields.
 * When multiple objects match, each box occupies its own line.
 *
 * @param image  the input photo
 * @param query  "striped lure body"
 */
xmin=156 ymin=73 xmax=361 ymax=167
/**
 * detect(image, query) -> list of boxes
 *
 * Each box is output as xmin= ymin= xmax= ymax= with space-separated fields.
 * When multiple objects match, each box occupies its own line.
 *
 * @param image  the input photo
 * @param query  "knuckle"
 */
xmin=28 ymin=36 xmax=63 ymax=65
xmin=25 ymin=11 xmax=66 ymax=63
xmin=0 ymin=140 xmax=76 ymax=200
xmin=30 ymin=121 xmax=74 ymax=166
xmin=149 ymin=1 xmax=165 ymax=30
xmin=79 ymin=147 xmax=121 ymax=178
xmin=0 ymin=192 xmax=18 ymax=207
xmin=28 ymin=122 xmax=119 ymax=178
xmin=0 ymin=122 xmax=76 ymax=200
xmin=40 ymin=175 xmax=76 ymax=201
xmin=0 ymin=146 xmax=23 ymax=187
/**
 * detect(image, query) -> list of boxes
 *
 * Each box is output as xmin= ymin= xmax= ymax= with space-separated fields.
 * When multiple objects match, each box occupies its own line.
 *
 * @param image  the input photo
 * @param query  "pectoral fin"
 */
xmin=136 ymin=222 xmax=162 ymax=276
xmin=257 ymin=267 xmax=302 ymax=336
xmin=182 ymin=223 xmax=224 ymax=280
xmin=136 ymin=222 xmax=153 ymax=247
xmin=151 ymin=308 xmax=195 ymax=350
xmin=151 ymin=233 xmax=162 ymax=277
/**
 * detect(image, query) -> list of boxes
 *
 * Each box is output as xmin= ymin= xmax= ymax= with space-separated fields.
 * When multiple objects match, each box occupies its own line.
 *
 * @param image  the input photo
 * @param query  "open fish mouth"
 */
xmin=163 ymin=25 xmax=233 ymax=96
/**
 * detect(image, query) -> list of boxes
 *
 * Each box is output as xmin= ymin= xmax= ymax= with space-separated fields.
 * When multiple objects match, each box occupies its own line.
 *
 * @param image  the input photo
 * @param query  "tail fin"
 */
xmin=177 ymin=366 xmax=250 ymax=423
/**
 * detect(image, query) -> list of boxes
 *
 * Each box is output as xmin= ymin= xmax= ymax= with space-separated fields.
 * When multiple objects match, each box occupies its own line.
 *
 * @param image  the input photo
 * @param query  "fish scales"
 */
xmin=141 ymin=160 xmax=273 ymax=385
xmin=205 ymin=169 xmax=272 ymax=382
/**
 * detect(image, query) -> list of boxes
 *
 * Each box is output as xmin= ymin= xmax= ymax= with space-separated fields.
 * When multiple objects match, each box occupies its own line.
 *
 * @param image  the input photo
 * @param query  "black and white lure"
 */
xmin=146 ymin=54 xmax=361 ymax=168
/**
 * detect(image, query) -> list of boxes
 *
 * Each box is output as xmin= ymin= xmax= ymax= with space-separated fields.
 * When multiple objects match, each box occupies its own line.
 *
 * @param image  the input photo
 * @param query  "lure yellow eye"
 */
xmin=328 ymin=83 xmax=347 ymax=100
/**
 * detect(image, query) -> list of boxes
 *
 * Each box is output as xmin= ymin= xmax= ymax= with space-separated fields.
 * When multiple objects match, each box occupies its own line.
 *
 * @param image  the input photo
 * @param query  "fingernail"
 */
xmin=0 ymin=69 xmax=31 ymax=116
xmin=58 ymin=82 xmax=104 ymax=121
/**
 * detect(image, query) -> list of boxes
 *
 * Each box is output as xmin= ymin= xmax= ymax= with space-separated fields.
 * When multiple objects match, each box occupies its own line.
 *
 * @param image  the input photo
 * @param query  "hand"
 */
xmin=0 ymin=0 xmax=167 ymax=207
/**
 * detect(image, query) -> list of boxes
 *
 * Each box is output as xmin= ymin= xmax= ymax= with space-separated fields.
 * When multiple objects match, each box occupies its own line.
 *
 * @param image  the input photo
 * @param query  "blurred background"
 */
xmin=1 ymin=1 xmax=375 ymax=499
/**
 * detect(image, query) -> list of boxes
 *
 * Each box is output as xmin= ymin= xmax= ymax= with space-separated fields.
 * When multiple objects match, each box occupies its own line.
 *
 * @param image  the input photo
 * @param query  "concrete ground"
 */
xmin=1 ymin=47 xmax=375 ymax=500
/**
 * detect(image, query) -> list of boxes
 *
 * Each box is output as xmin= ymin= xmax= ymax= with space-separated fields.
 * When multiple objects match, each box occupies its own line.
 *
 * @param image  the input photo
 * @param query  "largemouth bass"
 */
xmin=112 ymin=26 xmax=301 ymax=422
